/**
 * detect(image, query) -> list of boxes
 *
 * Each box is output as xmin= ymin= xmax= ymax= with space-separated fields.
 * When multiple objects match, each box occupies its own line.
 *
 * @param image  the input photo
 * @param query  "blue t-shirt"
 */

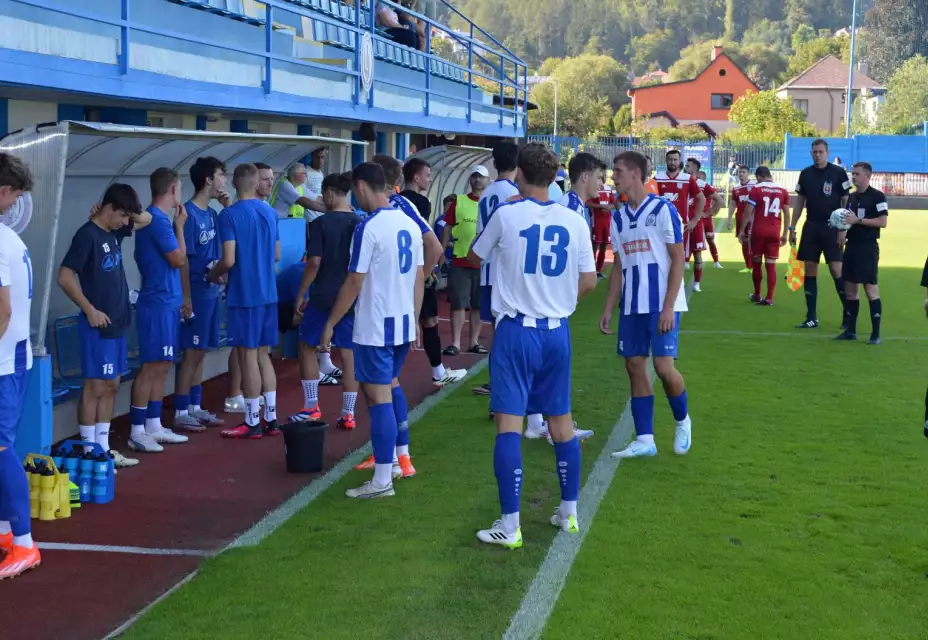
xmin=183 ymin=201 xmax=221 ymax=300
xmin=276 ymin=263 xmax=308 ymax=305
xmin=134 ymin=206 xmax=182 ymax=309
xmin=217 ymin=198 xmax=279 ymax=308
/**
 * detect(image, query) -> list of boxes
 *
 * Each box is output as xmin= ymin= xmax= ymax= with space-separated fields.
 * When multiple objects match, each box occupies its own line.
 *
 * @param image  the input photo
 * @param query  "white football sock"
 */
xmin=95 ymin=423 xmax=111 ymax=452
xmin=263 ymin=391 xmax=277 ymax=422
xmin=431 ymin=364 xmax=446 ymax=380
xmin=501 ymin=512 xmax=520 ymax=534
xmin=373 ymin=463 xmax=393 ymax=488
xmin=342 ymin=392 xmax=357 ymax=415
xmin=79 ymin=425 xmax=95 ymax=453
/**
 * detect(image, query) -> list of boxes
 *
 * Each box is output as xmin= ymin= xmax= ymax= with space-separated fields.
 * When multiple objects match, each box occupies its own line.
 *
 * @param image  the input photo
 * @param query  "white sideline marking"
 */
xmin=102 ymin=570 xmax=200 ymax=640
xmin=680 ymin=329 xmax=926 ymax=341
xmin=503 ymin=284 xmax=694 ymax=639
xmin=38 ymin=542 xmax=210 ymax=557
xmin=226 ymin=357 xmax=490 ymax=549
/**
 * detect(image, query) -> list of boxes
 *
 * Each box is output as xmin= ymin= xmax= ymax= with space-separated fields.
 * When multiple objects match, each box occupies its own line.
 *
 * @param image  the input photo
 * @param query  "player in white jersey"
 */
xmin=601 ymin=151 xmax=692 ymax=460
xmin=559 ymin=152 xmax=605 ymax=230
xmin=323 ymin=162 xmax=424 ymax=499
xmin=473 ymin=142 xmax=520 ymax=404
xmin=468 ymin=143 xmax=597 ymax=549
xmin=0 ymin=153 xmax=41 ymax=579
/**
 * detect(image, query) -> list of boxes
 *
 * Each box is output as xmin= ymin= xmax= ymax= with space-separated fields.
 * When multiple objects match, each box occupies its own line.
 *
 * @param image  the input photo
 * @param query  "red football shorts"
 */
xmin=592 ymin=214 xmax=611 ymax=244
xmin=751 ymin=231 xmax=781 ymax=261
xmin=685 ymin=220 xmax=706 ymax=259
xmin=700 ymin=216 xmax=715 ymax=236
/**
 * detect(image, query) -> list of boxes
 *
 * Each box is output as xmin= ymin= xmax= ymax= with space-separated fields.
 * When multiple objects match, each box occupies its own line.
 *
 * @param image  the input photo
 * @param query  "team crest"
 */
xmin=823 ymin=181 xmax=832 ymax=196
xmin=645 ymin=212 xmax=657 ymax=227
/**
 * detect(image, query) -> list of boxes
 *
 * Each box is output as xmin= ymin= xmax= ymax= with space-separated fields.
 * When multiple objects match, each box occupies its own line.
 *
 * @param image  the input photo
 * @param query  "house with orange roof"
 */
xmin=628 ymin=46 xmax=758 ymax=136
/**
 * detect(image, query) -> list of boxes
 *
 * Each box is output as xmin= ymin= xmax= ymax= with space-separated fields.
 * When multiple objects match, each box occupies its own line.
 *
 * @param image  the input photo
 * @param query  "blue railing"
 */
xmin=8 ymin=0 xmax=528 ymax=132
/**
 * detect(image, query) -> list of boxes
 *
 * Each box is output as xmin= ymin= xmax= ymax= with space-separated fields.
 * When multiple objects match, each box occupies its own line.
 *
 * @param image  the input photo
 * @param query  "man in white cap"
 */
xmin=440 ymin=165 xmax=490 ymax=356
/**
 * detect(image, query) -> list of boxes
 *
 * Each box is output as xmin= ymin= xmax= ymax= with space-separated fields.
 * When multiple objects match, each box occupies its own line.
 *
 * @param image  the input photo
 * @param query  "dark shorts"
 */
xmin=278 ymin=301 xmax=296 ymax=333
xmin=420 ymin=284 xmax=438 ymax=320
xmin=842 ymin=242 xmax=879 ymax=285
xmin=797 ymin=221 xmax=843 ymax=264
xmin=448 ymin=265 xmax=480 ymax=310
xmin=299 ymin=304 xmax=354 ymax=349
xmin=79 ymin=315 xmax=128 ymax=379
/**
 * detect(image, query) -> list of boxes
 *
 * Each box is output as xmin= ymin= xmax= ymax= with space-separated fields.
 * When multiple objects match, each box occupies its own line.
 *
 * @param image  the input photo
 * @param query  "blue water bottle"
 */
xmin=64 ymin=449 xmax=81 ymax=484
xmin=78 ymin=454 xmax=94 ymax=503
xmin=91 ymin=453 xmax=113 ymax=504
xmin=51 ymin=447 xmax=65 ymax=472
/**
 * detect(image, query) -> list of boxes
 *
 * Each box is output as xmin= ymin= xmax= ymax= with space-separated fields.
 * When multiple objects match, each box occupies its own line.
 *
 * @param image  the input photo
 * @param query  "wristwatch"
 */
xmin=787 ymin=226 xmax=795 ymax=231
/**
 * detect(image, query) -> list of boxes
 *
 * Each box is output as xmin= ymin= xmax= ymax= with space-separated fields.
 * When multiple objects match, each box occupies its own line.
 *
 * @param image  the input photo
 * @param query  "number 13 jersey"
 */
xmin=349 ymin=207 xmax=424 ymax=347
xmin=471 ymin=197 xmax=595 ymax=323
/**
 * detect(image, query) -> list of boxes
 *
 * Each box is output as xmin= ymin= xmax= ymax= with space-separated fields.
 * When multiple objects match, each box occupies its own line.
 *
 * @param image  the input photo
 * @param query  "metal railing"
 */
xmin=9 ymin=0 xmax=527 ymax=132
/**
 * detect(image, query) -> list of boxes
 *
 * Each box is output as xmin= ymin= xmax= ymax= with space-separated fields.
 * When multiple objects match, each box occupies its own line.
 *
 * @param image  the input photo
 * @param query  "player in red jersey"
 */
xmin=727 ymin=165 xmax=755 ymax=273
xmin=688 ymin=163 xmax=723 ymax=269
xmin=737 ymin=166 xmax=790 ymax=305
xmin=684 ymin=159 xmax=721 ymax=291
xmin=587 ymin=185 xmax=614 ymax=278
xmin=654 ymin=150 xmax=705 ymax=286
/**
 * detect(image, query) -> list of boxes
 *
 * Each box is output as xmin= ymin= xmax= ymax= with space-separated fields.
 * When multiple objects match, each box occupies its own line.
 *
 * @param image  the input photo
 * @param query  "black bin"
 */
xmin=282 ymin=420 xmax=328 ymax=474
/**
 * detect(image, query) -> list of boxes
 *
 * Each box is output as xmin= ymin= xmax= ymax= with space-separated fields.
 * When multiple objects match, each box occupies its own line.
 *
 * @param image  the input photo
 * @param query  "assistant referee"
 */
xmin=787 ymin=139 xmax=851 ymax=329
xmin=834 ymin=162 xmax=887 ymax=344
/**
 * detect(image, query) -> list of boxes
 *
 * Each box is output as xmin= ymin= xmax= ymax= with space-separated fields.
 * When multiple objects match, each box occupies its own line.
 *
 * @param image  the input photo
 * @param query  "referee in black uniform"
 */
xmin=834 ymin=162 xmax=887 ymax=344
xmin=787 ymin=139 xmax=851 ymax=329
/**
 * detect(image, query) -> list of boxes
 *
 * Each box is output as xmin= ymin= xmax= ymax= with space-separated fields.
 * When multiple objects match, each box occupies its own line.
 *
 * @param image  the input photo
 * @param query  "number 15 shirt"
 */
xmin=471 ymin=197 xmax=595 ymax=323
xmin=349 ymin=207 xmax=424 ymax=347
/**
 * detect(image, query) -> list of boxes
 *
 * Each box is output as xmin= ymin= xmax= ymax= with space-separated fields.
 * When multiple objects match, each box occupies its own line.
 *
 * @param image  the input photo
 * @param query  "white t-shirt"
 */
xmin=349 ymin=207 xmax=424 ymax=346
xmin=0 ymin=225 xmax=33 ymax=375
xmin=610 ymin=194 xmax=688 ymax=316
xmin=471 ymin=198 xmax=595 ymax=325
xmin=476 ymin=178 xmax=520 ymax=287
xmin=306 ymin=167 xmax=324 ymax=196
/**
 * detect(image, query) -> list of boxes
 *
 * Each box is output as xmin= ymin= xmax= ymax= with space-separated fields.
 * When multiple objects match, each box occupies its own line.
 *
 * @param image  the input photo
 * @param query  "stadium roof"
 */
xmin=777 ymin=55 xmax=884 ymax=91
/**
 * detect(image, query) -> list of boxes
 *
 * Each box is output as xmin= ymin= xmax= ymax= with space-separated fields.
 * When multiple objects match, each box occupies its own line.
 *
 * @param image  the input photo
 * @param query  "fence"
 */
xmin=784 ymin=134 xmax=928 ymax=173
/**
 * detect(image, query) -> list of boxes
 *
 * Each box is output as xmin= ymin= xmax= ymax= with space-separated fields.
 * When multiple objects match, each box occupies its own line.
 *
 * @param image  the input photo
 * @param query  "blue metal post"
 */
xmin=466 ymin=25 xmax=473 ymax=123
xmin=498 ymin=54 xmax=505 ymax=128
xmin=367 ymin=1 xmax=375 ymax=109
xmin=119 ymin=0 xmax=129 ymax=75
xmin=423 ymin=24 xmax=431 ymax=117
xmin=844 ymin=0 xmax=859 ymax=138
xmin=0 ymin=99 xmax=7 ymax=137
xmin=783 ymin=133 xmax=791 ymax=170
xmin=264 ymin=2 xmax=273 ymax=94
xmin=376 ymin=131 xmax=387 ymax=155
xmin=353 ymin=1 xmax=362 ymax=105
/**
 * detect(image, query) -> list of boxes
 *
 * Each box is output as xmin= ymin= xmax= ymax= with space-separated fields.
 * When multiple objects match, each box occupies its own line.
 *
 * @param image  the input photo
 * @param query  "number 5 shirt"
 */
xmin=471 ymin=197 xmax=595 ymax=323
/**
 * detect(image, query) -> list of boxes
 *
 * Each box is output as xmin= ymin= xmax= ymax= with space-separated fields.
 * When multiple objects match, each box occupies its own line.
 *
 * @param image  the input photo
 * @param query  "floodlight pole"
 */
xmin=844 ymin=0 xmax=859 ymax=138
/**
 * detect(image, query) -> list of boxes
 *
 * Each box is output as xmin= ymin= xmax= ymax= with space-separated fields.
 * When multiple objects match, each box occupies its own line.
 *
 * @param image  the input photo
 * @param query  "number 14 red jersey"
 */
xmin=747 ymin=182 xmax=789 ymax=236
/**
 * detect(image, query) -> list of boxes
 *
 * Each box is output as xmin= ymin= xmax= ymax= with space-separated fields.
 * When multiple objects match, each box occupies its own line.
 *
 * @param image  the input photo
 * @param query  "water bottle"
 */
xmin=27 ymin=462 xmax=39 ymax=518
xmin=91 ymin=453 xmax=112 ymax=504
xmin=64 ymin=449 xmax=81 ymax=484
xmin=51 ymin=448 xmax=65 ymax=472
xmin=78 ymin=454 xmax=94 ymax=503
xmin=39 ymin=468 xmax=56 ymax=521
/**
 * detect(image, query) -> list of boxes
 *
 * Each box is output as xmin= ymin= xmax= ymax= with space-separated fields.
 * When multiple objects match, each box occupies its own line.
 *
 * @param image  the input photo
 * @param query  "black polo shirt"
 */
xmin=60 ymin=220 xmax=134 ymax=338
xmin=846 ymin=186 xmax=888 ymax=244
xmin=400 ymin=190 xmax=432 ymax=223
xmin=306 ymin=209 xmax=363 ymax=312
xmin=796 ymin=162 xmax=851 ymax=224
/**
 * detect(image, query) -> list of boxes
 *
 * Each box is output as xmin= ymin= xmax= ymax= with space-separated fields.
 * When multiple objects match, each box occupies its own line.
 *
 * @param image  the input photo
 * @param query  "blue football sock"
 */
xmin=190 ymin=385 xmax=202 ymax=407
xmin=631 ymin=395 xmax=655 ymax=436
xmin=494 ymin=432 xmax=523 ymax=515
xmin=392 ymin=386 xmax=409 ymax=447
xmin=174 ymin=394 xmax=189 ymax=414
xmin=0 ymin=447 xmax=31 ymax=537
xmin=553 ymin=437 xmax=580 ymax=502
xmin=129 ymin=406 xmax=146 ymax=427
xmin=146 ymin=400 xmax=162 ymax=419
xmin=369 ymin=403 xmax=398 ymax=464
xmin=667 ymin=389 xmax=688 ymax=422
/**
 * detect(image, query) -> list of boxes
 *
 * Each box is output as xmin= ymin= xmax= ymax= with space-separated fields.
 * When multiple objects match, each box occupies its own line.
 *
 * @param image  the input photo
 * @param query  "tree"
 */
xmin=667 ymin=40 xmax=787 ymax=90
xmin=784 ymin=35 xmax=850 ymax=81
xmin=742 ymin=19 xmax=791 ymax=52
xmin=613 ymin=104 xmax=633 ymax=132
xmin=875 ymin=55 xmax=928 ymax=133
xmin=528 ymin=54 xmax=630 ymax=136
xmin=724 ymin=0 xmax=736 ymax=41
xmin=725 ymin=90 xmax=818 ymax=141
xmin=862 ymin=0 xmax=928 ymax=83
xmin=791 ymin=25 xmax=816 ymax=51
xmin=626 ymin=29 xmax=679 ymax=75
xmin=668 ymin=40 xmax=739 ymax=82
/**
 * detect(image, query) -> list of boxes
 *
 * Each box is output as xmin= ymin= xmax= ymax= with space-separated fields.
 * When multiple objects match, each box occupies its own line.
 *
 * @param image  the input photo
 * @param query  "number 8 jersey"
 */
xmin=0 ymin=224 xmax=33 ymax=374
xmin=471 ymin=197 xmax=595 ymax=323
xmin=348 ymin=207 xmax=424 ymax=347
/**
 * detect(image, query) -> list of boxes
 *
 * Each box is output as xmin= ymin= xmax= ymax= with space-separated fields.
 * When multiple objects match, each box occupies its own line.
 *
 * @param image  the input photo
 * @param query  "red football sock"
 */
xmin=595 ymin=244 xmax=606 ymax=272
xmin=694 ymin=265 xmax=703 ymax=283
xmin=752 ymin=262 xmax=762 ymax=297
xmin=765 ymin=261 xmax=777 ymax=301
xmin=742 ymin=243 xmax=752 ymax=269
xmin=709 ymin=240 xmax=719 ymax=263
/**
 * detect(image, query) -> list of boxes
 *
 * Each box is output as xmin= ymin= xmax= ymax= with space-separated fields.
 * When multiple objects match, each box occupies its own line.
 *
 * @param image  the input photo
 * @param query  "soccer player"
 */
xmin=787 ymin=139 xmax=851 ymax=329
xmin=58 ymin=184 xmax=151 ymax=468
xmin=834 ymin=161 xmax=888 ymax=344
xmin=472 ymin=142 xmax=520 ymax=402
xmin=727 ymin=165 xmax=755 ymax=273
xmin=394 ymin=157 xmax=464 ymax=387
xmin=561 ymin=152 xmax=605 ymax=267
xmin=602 ymin=151 xmax=692 ymax=459
xmin=683 ymin=159 xmax=722 ymax=288
xmin=290 ymin=172 xmax=362 ymax=429
xmin=225 ymin=163 xmax=276 ymax=413
xmin=687 ymin=163 xmax=723 ymax=269
xmin=441 ymin=166 xmax=489 ymax=356
xmin=174 ymin=157 xmax=228 ymax=433
xmin=327 ymin=162 xmax=424 ymax=498
xmin=654 ymin=150 xmax=705 ymax=288
xmin=469 ymin=143 xmax=597 ymax=548
xmin=127 ymin=169 xmax=190 ymax=453
xmin=211 ymin=164 xmax=281 ymax=439
xmin=0 ymin=153 xmax=41 ymax=578
xmin=737 ymin=166 xmax=790 ymax=306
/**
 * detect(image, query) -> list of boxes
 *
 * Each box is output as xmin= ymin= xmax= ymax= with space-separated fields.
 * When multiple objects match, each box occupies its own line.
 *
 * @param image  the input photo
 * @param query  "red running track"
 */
xmin=0 ymin=303 xmax=491 ymax=640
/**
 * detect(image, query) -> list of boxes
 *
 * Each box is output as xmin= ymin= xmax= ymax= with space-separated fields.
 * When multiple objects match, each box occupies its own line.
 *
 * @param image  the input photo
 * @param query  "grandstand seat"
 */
xmin=51 ymin=315 xmax=83 ymax=391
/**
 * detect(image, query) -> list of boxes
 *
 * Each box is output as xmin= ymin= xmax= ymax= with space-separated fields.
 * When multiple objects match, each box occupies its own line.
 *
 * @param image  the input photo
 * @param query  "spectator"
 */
xmin=834 ymin=156 xmax=844 ymax=168
xmin=269 ymin=163 xmax=325 ymax=221
xmin=555 ymin=163 xmax=568 ymax=193
xmin=305 ymin=147 xmax=327 ymax=196
xmin=375 ymin=1 xmax=419 ymax=49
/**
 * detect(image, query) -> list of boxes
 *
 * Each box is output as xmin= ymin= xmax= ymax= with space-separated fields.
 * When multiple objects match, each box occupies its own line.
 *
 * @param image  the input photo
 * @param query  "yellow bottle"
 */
xmin=57 ymin=474 xmax=71 ymax=519
xmin=39 ymin=469 xmax=56 ymax=521
xmin=28 ymin=465 xmax=40 ymax=519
